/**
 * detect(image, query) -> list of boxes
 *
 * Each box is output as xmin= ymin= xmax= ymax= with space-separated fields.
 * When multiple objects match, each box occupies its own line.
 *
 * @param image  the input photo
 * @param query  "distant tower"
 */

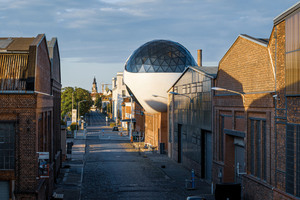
xmin=92 ymin=77 xmax=98 ymax=102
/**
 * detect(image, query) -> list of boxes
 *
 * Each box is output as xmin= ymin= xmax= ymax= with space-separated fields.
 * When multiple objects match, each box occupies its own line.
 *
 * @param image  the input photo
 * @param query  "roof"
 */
xmin=168 ymin=65 xmax=217 ymax=92
xmin=190 ymin=66 xmax=218 ymax=78
xmin=274 ymin=1 xmax=300 ymax=25
xmin=0 ymin=37 xmax=35 ymax=51
xmin=240 ymin=34 xmax=269 ymax=46
xmin=47 ymin=37 xmax=58 ymax=59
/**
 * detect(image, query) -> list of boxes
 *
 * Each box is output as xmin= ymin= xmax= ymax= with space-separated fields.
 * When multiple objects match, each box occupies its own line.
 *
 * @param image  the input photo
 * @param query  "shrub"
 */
xmin=70 ymin=122 xmax=78 ymax=131
xmin=110 ymin=122 xmax=116 ymax=127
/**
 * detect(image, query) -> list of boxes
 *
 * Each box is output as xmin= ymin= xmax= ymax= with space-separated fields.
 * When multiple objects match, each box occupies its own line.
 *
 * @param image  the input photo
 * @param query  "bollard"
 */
xmin=191 ymin=169 xmax=195 ymax=189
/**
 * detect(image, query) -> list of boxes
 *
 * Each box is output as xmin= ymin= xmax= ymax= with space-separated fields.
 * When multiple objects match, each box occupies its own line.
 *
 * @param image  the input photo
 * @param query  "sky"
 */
xmin=0 ymin=0 xmax=299 ymax=91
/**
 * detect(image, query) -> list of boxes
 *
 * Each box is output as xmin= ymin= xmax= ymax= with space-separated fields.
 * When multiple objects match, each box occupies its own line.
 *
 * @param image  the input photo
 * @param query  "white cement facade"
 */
xmin=124 ymin=70 xmax=181 ymax=114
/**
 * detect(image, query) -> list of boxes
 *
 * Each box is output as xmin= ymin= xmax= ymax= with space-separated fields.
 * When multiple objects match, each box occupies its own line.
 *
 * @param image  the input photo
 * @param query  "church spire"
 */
xmin=92 ymin=76 xmax=98 ymax=94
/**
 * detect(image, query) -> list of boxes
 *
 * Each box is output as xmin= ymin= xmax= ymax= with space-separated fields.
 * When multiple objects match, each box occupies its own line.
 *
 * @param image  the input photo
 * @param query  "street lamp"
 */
xmin=169 ymin=91 xmax=194 ymax=103
xmin=211 ymin=87 xmax=245 ymax=103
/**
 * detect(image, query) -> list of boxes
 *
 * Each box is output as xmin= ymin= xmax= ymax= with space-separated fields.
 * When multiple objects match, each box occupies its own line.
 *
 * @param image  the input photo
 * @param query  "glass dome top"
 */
xmin=125 ymin=40 xmax=197 ymax=73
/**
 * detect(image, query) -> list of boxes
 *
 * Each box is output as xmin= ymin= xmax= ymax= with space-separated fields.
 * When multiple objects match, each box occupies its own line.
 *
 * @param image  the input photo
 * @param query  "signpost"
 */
xmin=37 ymin=152 xmax=49 ymax=179
xmin=72 ymin=109 xmax=77 ymax=123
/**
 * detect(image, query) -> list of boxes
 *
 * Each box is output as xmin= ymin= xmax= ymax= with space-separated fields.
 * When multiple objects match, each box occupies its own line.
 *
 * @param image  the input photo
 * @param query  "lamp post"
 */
xmin=130 ymin=95 xmax=133 ymax=142
xmin=169 ymin=91 xmax=194 ymax=103
xmin=211 ymin=87 xmax=245 ymax=103
xmin=76 ymin=100 xmax=87 ymax=137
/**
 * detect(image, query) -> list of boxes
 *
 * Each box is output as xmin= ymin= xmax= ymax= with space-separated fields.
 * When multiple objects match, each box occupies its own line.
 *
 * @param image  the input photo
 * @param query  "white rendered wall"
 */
xmin=124 ymin=70 xmax=181 ymax=114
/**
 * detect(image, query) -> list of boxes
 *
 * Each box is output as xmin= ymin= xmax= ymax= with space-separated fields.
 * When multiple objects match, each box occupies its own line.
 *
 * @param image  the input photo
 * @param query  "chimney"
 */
xmin=197 ymin=49 xmax=202 ymax=67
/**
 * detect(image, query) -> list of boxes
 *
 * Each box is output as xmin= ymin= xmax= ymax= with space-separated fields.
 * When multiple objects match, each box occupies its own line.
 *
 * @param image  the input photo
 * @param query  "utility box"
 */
xmin=67 ymin=142 xmax=73 ymax=154
xmin=215 ymin=183 xmax=241 ymax=200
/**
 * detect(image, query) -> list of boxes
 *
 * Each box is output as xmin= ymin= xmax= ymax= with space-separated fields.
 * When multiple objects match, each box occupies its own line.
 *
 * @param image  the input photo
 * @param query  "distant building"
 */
xmin=91 ymin=77 xmax=98 ymax=111
xmin=112 ymin=72 xmax=129 ymax=124
xmin=91 ymin=76 xmax=98 ymax=101
xmin=0 ymin=34 xmax=61 ymax=199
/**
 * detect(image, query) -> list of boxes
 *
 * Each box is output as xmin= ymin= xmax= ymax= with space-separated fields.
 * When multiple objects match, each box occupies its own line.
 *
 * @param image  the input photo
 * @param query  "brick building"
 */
xmin=268 ymin=2 xmax=300 ymax=199
xmin=213 ymin=2 xmax=300 ymax=199
xmin=212 ymin=34 xmax=275 ymax=199
xmin=0 ymin=34 xmax=61 ymax=199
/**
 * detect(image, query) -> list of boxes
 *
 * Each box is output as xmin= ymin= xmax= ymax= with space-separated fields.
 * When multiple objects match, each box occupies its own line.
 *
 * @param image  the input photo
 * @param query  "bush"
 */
xmin=61 ymin=120 xmax=66 ymax=125
xmin=110 ymin=122 xmax=116 ymax=127
xmin=70 ymin=122 xmax=78 ymax=131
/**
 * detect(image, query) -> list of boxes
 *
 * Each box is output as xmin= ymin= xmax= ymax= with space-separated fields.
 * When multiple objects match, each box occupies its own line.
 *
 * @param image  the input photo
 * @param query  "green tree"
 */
xmin=61 ymin=87 xmax=74 ymax=118
xmin=74 ymin=87 xmax=93 ymax=118
xmin=94 ymin=93 xmax=102 ymax=110
xmin=61 ymin=87 xmax=93 ymax=119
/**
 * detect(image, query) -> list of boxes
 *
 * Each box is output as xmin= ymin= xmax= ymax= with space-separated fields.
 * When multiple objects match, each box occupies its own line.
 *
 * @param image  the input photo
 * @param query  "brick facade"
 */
xmin=144 ymin=111 xmax=167 ymax=151
xmin=0 ymin=34 xmax=61 ymax=200
xmin=213 ymin=35 xmax=276 ymax=199
xmin=212 ymin=3 xmax=300 ymax=198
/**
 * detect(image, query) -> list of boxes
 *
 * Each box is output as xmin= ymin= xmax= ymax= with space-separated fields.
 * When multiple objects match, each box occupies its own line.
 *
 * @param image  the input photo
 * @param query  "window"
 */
xmin=174 ymin=86 xmax=178 ymax=93
xmin=186 ymin=84 xmax=191 ymax=94
xmin=286 ymin=124 xmax=300 ymax=197
xmin=0 ymin=122 xmax=15 ymax=170
xmin=249 ymin=118 xmax=266 ymax=180
xmin=197 ymin=83 xmax=202 ymax=93
xmin=122 ymin=90 xmax=126 ymax=97
xmin=191 ymin=83 xmax=197 ymax=93
xmin=182 ymin=85 xmax=187 ymax=94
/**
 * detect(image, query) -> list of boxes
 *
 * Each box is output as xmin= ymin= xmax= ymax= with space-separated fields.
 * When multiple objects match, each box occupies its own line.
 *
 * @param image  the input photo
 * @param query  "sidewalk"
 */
xmin=132 ymin=142 xmax=215 ymax=200
xmin=54 ymin=136 xmax=85 ymax=200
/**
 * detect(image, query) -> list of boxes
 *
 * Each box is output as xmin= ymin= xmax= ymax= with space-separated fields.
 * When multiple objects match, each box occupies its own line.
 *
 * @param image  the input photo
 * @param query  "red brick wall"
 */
xmin=144 ymin=112 xmax=167 ymax=150
xmin=35 ymin=37 xmax=51 ymax=95
xmin=213 ymin=35 xmax=276 ymax=199
xmin=217 ymin=36 xmax=274 ymax=94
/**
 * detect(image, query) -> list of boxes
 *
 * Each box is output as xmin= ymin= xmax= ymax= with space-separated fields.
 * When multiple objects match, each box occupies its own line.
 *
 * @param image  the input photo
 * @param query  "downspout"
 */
xmin=274 ymin=26 xmax=278 ymax=191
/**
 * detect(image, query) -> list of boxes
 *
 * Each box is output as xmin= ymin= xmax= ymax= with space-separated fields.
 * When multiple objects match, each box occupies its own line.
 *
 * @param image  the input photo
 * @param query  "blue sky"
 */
xmin=0 ymin=0 xmax=298 ymax=91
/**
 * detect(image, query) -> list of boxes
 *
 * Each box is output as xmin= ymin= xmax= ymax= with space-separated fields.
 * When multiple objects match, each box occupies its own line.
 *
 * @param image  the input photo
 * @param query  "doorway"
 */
xmin=201 ymin=130 xmax=212 ymax=181
xmin=234 ymin=139 xmax=245 ymax=183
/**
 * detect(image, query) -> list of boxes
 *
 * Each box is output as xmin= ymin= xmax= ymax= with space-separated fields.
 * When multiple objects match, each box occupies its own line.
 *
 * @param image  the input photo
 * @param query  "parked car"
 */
xmin=112 ymin=126 xmax=118 ymax=131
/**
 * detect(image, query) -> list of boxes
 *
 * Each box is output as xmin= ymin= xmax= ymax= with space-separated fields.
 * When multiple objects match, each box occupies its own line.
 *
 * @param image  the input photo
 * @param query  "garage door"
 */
xmin=0 ymin=181 xmax=9 ymax=200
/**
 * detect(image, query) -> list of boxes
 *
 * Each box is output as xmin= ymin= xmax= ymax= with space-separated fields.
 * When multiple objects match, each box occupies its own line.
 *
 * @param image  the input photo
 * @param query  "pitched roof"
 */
xmin=240 ymin=34 xmax=269 ymax=46
xmin=274 ymin=1 xmax=300 ymax=25
xmin=0 ymin=37 xmax=35 ymax=51
xmin=190 ymin=66 xmax=218 ymax=78
xmin=168 ymin=66 xmax=217 ymax=92
xmin=47 ymin=37 xmax=57 ymax=59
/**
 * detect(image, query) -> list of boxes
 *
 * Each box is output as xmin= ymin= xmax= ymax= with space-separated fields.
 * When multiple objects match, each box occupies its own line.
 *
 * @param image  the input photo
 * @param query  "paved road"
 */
xmin=79 ymin=111 xmax=212 ymax=200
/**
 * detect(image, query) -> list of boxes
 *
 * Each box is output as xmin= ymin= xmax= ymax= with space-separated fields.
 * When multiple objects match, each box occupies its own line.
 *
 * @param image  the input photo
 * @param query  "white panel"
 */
xmin=124 ymin=70 xmax=181 ymax=113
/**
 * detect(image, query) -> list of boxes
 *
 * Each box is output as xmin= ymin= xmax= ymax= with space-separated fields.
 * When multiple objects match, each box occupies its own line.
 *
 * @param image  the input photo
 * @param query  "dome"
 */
xmin=123 ymin=39 xmax=196 ymax=113
xmin=125 ymin=40 xmax=197 ymax=73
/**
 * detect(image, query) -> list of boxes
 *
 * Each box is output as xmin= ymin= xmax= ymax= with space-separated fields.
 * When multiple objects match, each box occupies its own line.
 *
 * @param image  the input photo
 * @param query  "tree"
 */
xmin=61 ymin=87 xmax=74 ymax=118
xmin=61 ymin=87 xmax=93 ymax=119
xmin=94 ymin=93 xmax=102 ymax=110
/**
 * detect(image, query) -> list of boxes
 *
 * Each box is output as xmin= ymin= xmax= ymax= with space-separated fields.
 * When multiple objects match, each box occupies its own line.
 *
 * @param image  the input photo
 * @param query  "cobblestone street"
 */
xmin=55 ymin=112 xmax=213 ymax=200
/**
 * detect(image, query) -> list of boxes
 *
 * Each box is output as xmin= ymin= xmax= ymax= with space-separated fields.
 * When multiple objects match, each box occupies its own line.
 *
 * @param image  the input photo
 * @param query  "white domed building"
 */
xmin=123 ymin=40 xmax=197 ymax=148
xmin=124 ymin=40 xmax=197 ymax=114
